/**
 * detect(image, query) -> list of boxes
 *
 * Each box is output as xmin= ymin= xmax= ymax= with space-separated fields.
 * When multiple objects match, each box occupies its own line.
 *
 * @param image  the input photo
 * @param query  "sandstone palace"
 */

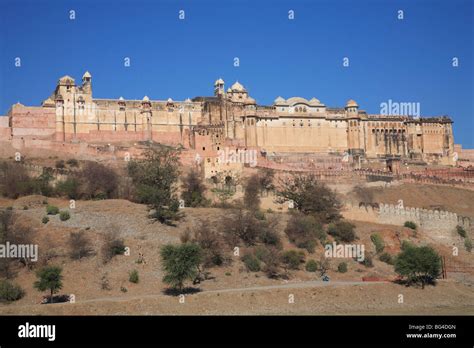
xmin=0 ymin=72 xmax=456 ymax=166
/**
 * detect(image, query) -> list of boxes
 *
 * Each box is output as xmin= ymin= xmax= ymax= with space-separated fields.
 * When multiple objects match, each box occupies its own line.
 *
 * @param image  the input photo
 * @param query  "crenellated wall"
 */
xmin=344 ymin=202 xmax=471 ymax=236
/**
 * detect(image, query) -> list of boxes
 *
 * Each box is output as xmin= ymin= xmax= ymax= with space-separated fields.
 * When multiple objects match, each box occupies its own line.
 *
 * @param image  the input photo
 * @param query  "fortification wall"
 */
xmin=9 ymin=105 xmax=55 ymax=139
xmin=344 ymin=202 xmax=471 ymax=238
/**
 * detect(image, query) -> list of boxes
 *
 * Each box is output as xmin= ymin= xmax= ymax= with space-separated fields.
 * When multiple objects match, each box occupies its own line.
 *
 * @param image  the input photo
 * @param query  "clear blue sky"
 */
xmin=1 ymin=0 xmax=472 ymax=147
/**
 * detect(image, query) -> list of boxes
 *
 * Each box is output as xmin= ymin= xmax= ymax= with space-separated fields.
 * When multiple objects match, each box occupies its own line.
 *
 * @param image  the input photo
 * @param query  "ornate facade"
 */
xmin=0 ymin=72 xmax=455 ymax=165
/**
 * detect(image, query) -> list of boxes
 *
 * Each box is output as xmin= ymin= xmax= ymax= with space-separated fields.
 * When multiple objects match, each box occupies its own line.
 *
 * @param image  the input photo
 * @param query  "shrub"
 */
xmin=42 ymin=216 xmax=49 ymax=224
xmin=180 ymin=169 xmax=208 ymax=207
xmin=101 ymin=230 xmax=126 ymax=263
xmin=46 ymin=205 xmax=59 ymax=215
xmin=379 ymin=252 xmax=394 ymax=265
xmin=59 ymin=211 xmax=70 ymax=221
xmin=55 ymin=160 xmax=65 ymax=169
xmin=394 ymin=244 xmax=441 ymax=288
xmin=276 ymin=174 xmax=342 ymax=223
xmin=258 ymin=168 xmax=275 ymax=192
xmin=66 ymin=158 xmax=79 ymax=167
xmin=281 ymin=250 xmax=305 ymax=270
xmin=327 ymin=220 xmax=357 ymax=243
xmin=370 ymin=233 xmax=384 ymax=254
xmin=190 ymin=220 xmax=227 ymax=267
xmin=254 ymin=210 xmax=266 ymax=221
xmin=243 ymin=174 xmax=261 ymax=210
xmin=404 ymin=221 xmax=417 ymax=230
xmin=23 ymin=206 xmax=28 ymax=210
xmin=56 ymin=178 xmax=79 ymax=199
xmin=242 ymin=254 xmax=261 ymax=272
xmin=160 ymin=243 xmax=203 ymax=290
xmin=456 ymin=225 xmax=467 ymax=239
xmin=80 ymin=161 xmax=118 ymax=200
xmin=305 ymin=259 xmax=318 ymax=272
xmin=465 ymin=238 xmax=472 ymax=252
xmin=128 ymin=146 xmax=182 ymax=225
xmin=285 ymin=213 xmax=325 ymax=253
xmin=260 ymin=228 xmax=281 ymax=248
xmin=33 ymin=266 xmax=63 ymax=303
xmin=319 ymin=256 xmax=330 ymax=276
xmin=261 ymin=247 xmax=281 ymax=278
xmin=337 ymin=262 xmax=348 ymax=273
xmin=68 ymin=231 xmax=93 ymax=260
xmin=360 ymin=254 xmax=373 ymax=267
xmin=0 ymin=162 xmax=31 ymax=198
xmin=129 ymin=269 xmax=139 ymax=284
xmin=0 ymin=280 xmax=24 ymax=302
xmin=221 ymin=209 xmax=278 ymax=247
xmin=401 ymin=240 xmax=415 ymax=251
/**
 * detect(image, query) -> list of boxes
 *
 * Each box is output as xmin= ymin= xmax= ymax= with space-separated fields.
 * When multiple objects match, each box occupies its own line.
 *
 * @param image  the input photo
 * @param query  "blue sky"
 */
xmin=0 ymin=0 xmax=473 ymax=147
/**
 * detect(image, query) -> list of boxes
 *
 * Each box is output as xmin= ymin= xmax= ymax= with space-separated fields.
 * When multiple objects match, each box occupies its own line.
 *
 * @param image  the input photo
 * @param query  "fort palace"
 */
xmin=0 ymin=72 xmax=456 ymax=166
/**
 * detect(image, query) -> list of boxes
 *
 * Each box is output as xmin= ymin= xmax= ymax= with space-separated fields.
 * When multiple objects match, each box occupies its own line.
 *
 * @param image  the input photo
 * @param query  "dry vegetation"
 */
xmin=0 ymin=155 xmax=473 ymax=315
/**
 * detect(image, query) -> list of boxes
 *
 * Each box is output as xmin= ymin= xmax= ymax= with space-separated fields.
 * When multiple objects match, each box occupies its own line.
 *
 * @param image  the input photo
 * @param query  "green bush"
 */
xmin=23 ymin=206 xmax=28 ymax=210
xmin=337 ymin=262 xmax=348 ymax=273
xmin=394 ymin=244 xmax=441 ymax=288
xmin=465 ymin=238 xmax=472 ymax=252
xmin=404 ymin=221 xmax=417 ymax=230
xmin=56 ymin=178 xmax=79 ymax=199
xmin=305 ymin=259 xmax=318 ymax=272
xmin=456 ymin=225 xmax=467 ymax=239
xmin=370 ymin=233 xmax=384 ymax=254
xmin=327 ymin=220 xmax=357 ymax=243
xmin=160 ymin=243 xmax=203 ymax=290
xmin=242 ymin=254 xmax=261 ymax=272
xmin=128 ymin=147 xmax=181 ymax=225
xmin=0 ymin=280 xmax=24 ymax=302
xmin=379 ymin=252 xmax=394 ymax=265
xmin=281 ymin=250 xmax=305 ymax=270
xmin=46 ymin=205 xmax=59 ymax=215
xmin=276 ymin=174 xmax=342 ymax=223
xmin=129 ymin=269 xmax=139 ymax=284
xmin=42 ymin=216 xmax=49 ymax=224
xmin=59 ymin=211 xmax=70 ymax=221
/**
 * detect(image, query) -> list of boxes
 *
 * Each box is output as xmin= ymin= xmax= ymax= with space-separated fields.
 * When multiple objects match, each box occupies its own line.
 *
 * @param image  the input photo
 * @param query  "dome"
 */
xmin=231 ymin=81 xmax=246 ymax=92
xmin=142 ymin=96 xmax=150 ymax=102
xmin=167 ymin=98 xmax=173 ymax=103
xmin=119 ymin=96 xmax=124 ymax=101
xmin=227 ymin=88 xmax=232 ymax=93
xmin=346 ymin=99 xmax=358 ymax=107
xmin=309 ymin=97 xmax=324 ymax=106
xmin=214 ymin=78 xmax=225 ymax=86
xmin=286 ymin=97 xmax=310 ymax=106
xmin=274 ymin=96 xmax=286 ymax=105
xmin=82 ymin=71 xmax=91 ymax=79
